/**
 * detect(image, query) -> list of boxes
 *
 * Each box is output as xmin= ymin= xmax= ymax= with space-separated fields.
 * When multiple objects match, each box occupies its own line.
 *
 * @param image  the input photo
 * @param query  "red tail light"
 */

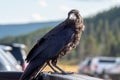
xmin=94 ymin=64 xmax=98 ymax=70
xmin=84 ymin=66 xmax=89 ymax=70
xmin=22 ymin=63 xmax=27 ymax=71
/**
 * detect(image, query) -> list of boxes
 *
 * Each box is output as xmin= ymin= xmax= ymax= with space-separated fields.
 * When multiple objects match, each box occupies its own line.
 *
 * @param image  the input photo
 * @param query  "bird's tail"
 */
xmin=19 ymin=60 xmax=46 ymax=80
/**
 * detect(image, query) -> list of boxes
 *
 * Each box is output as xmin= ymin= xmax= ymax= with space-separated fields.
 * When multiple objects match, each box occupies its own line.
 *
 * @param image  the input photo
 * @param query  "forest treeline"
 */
xmin=0 ymin=7 xmax=120 ymax=63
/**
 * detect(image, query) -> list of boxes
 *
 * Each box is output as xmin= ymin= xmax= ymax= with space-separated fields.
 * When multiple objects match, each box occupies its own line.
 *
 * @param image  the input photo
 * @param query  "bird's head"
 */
xmin=67 ymin=9 xmax=85 ymax=32
xmin=68 ymin=9 xmax=80 ymax=20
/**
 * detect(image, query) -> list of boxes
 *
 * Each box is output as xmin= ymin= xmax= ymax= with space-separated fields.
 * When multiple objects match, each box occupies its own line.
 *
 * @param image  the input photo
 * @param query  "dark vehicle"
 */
xmin=0 ymin=48 xmax=21 ymax=71
xmin=1 ymin=43 xmax=27 ymax=71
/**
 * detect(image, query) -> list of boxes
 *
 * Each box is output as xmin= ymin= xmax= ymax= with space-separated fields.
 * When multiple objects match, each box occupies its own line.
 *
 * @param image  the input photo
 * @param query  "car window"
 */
xmin=82 ymin=58 xmax=91 ymax=66
xmin=99 ymin=59 xmax=116 ymax=63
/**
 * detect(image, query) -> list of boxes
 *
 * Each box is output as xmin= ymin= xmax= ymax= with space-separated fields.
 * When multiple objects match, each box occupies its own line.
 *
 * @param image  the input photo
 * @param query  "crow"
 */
xmin=20 ymin=9 xmax=85 ymax=80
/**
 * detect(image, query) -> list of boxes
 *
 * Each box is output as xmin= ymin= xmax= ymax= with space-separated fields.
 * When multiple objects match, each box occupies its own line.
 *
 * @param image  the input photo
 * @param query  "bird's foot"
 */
xmin=48 ymin=71 xmax=55 ymax=74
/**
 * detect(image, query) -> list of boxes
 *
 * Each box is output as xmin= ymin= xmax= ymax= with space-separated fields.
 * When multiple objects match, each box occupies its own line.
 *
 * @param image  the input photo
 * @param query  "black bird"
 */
xmin=20 ymin=9 xmax=85 ymax=80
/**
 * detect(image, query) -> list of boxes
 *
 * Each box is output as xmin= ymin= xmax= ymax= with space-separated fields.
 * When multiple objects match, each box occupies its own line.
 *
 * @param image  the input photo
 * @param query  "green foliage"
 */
xmin=84 ymin=36 xmax=98 ymax=57
xmin=76 ymin=6 xmax=120 ymax=62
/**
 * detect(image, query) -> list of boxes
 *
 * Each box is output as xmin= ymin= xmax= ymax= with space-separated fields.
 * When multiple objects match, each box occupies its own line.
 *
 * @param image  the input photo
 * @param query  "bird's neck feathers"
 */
xmin=65 ymin=18 xmax=84 ymax=32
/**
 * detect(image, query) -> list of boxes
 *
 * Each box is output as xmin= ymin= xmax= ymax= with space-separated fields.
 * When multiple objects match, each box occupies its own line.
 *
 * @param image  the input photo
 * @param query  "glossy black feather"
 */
xmin=26 ymin=23 xmax=74 ymax=62
xmin=26 ymin=21 xmax=66 ymax=62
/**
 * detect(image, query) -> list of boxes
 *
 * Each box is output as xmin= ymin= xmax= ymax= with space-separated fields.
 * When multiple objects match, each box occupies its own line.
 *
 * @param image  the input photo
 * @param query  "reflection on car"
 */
xmin=0 ymin=48 xmax=21 ymax=71
xmin=104 ymin=58 xmax=120 ymax=79
xmin=0 ymin=43 xmax=27 ymax=71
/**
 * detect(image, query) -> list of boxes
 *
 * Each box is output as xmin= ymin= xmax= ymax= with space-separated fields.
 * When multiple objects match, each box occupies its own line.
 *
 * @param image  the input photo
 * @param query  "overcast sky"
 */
xmin=0 ymin=0 xmax=120 ymax=24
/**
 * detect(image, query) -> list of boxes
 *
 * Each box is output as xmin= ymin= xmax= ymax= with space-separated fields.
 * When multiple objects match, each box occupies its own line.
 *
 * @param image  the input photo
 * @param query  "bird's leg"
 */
xmin=39 ymin=62 xmax=47 ymax=71
xmin=51 ymin=60 xmax=66 ymax=73
xmin=51 ymin=60 xmax=74 ymax=74
xmin=33 ymin=63 xmax=47 ymax=79
xmin=47 ymin=61 xmax=59 ymax=73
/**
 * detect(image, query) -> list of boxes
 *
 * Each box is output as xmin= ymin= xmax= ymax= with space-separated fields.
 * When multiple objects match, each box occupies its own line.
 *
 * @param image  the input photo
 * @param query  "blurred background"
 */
xmin=0 ymin=0 xmax=120 ymax=80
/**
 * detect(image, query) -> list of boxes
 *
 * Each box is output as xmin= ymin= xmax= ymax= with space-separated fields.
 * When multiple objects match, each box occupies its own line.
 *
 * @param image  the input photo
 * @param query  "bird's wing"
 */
xmin=43 ymin=21 xmax=67 ymax=38
xmin=27 ymin=26 xmax=74 ymax=62
xmin=26 ymin=21 xmax=68 ymax=62
xmin=37 ymin=27 xmax=75 ymax=60
xmin=27 ymin=23 xmax=74 ymax=61
xmin=25 ymin=38 xmax=45 ymax=62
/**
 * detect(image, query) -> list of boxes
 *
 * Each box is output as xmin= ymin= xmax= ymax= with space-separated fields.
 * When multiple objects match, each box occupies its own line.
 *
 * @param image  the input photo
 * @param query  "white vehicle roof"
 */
xmin=0 ymin=45 xmax=12 ymax=51
xmin=13 ymin=43 xmax=26 ymax=48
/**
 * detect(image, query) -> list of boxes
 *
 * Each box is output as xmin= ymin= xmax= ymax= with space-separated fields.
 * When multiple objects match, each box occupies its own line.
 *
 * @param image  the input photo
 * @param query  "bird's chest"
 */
xmin=59 ymin=30 xmax=81 ymax=57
